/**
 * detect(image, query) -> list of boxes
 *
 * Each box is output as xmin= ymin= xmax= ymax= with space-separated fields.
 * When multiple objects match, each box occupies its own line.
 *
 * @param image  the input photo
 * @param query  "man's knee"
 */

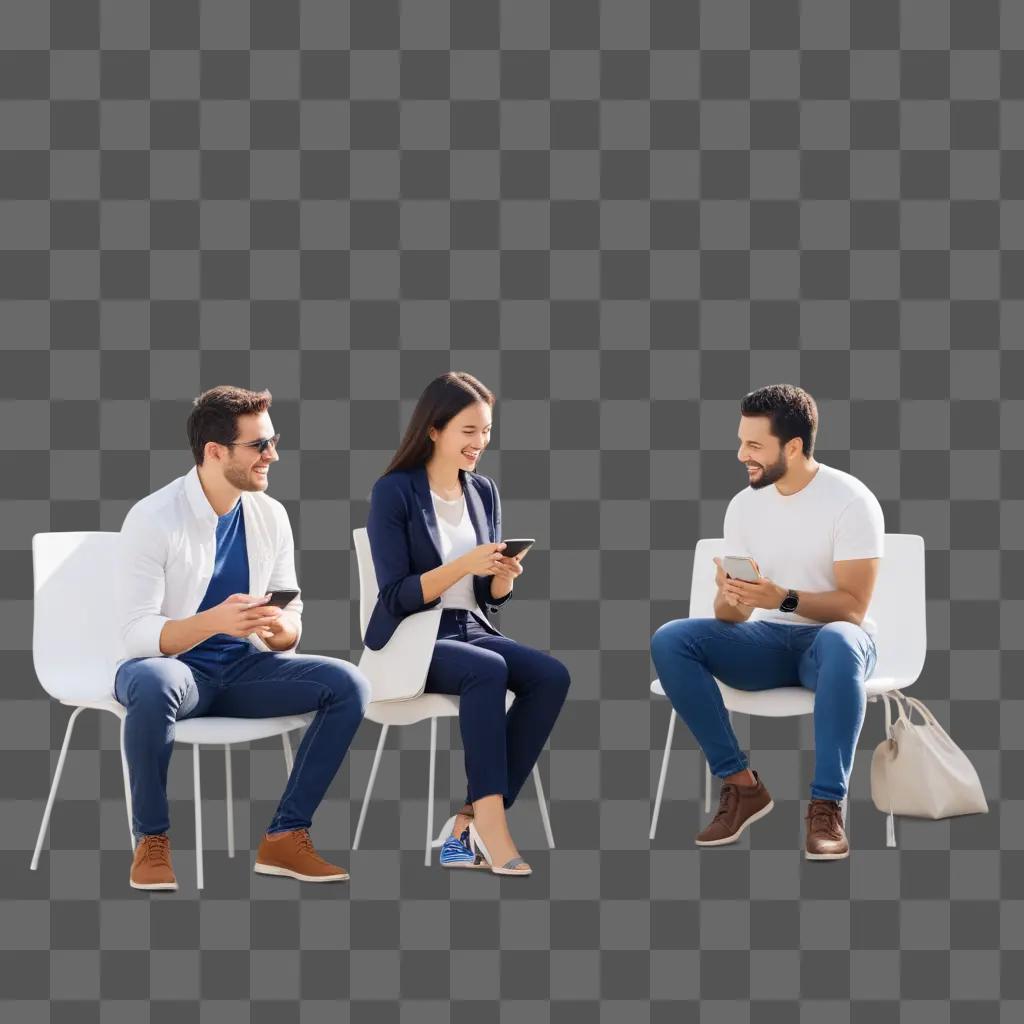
xmin=318 ymin=659 xmax=372 ymax=712
xmin=650 ymin=617 xmax=710 ymax=661
xmin=116 ymin=658 xmax=192 ymax=711
xmin=814 ymin=622 xmax=873 ymax=671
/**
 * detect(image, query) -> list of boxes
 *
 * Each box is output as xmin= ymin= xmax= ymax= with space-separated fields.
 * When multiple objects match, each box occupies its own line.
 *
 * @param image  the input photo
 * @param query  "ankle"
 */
xmin=724 ymin=768 xmax=756 ymax=787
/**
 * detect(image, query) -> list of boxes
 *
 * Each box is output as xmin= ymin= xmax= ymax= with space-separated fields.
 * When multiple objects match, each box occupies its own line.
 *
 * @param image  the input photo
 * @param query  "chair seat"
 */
xmin=364 ymin=688 xmax=516 ymax=726
xmin=61 ymin=698 xmax=314 ymax=744
xmin=174 ymin=713 xmax=315 ymax=745
xmin=650 ymin=675 xmax=911 ymax=716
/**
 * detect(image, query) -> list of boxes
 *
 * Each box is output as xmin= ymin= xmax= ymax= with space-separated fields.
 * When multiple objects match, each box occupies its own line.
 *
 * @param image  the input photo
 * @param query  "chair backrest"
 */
xmin=32 ymin=532 xmax=123 ymax=702
xmin=353 ymin=526 xmax=377 ymax=644
xmin=352 ymin=527 xmax=443 ymax=702
xmin=690 ymin=534 xmax=927 ymax=684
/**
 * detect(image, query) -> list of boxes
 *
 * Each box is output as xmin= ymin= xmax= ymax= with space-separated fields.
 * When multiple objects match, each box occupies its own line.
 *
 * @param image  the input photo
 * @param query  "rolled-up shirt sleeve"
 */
xmin=367 ymin=474 xmax=441 ymax=617
xmin=116 ymin=508 xmax=171 ymax=660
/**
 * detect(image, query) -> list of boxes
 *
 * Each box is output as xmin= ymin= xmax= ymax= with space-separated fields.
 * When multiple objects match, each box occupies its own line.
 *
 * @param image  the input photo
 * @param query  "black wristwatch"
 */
xmin=779 ymin=588 xmax=799 ymax=613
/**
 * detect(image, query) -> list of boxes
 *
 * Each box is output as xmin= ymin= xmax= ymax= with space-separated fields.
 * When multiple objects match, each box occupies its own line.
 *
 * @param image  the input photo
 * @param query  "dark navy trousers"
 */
xmin=424 ymin=609 xmax=571 ymax=809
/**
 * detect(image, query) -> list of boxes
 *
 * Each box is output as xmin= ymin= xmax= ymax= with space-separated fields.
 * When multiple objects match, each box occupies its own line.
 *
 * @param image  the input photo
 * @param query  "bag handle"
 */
xmin=882 ymin=690 xmax=956 ymax=745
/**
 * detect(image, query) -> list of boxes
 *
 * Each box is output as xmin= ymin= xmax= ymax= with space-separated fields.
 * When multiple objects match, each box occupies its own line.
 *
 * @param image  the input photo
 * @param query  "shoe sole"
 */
xmin=441 ymin=860 xmax=490 ymax=869
xmin=804 ymin=848 xmax=850 ymax=860
xmin=130 ymin=879 xmax=178 ymax=891
xmin=694 ymin=799 xmax=775 ymax=846
xmin=254 ymin=863 xmax=349 ymax=882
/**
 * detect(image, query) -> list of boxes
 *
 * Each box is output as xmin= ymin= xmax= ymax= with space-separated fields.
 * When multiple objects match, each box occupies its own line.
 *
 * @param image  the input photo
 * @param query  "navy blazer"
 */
xmin=363 ymin=463 xmax=514 ymax=651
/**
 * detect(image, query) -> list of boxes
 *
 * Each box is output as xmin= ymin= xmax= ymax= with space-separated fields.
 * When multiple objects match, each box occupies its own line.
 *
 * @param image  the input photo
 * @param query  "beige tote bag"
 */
xmin=870 ymin=690 xmax=988 ymax=847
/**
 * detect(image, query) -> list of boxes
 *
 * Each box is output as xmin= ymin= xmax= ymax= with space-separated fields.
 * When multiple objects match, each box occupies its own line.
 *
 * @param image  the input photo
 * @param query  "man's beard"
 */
xmin=746 ymin=451 xmax=787 ymax=489
xmin=224 ymin=461 xmax=261 ymax=491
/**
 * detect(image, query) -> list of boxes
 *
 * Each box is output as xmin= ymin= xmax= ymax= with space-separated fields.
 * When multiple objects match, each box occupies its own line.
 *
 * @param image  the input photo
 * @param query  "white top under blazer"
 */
xmin=430 ymin=490 xmax=480 ymax=612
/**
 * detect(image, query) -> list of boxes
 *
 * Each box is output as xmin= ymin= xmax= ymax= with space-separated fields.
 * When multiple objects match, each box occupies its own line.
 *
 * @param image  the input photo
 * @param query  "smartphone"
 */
xmin=499 ymin=538 xmax=535 ymax=559
xmin=264 ymin=588 xmax=300 ymax=608
xmin=722 ymin=555 xmax=760 ymax=583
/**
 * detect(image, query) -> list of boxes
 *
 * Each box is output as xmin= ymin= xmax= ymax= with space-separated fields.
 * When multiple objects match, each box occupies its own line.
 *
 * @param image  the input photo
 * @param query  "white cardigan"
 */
xmin=115 ymin=465 xmax=303 ymax=665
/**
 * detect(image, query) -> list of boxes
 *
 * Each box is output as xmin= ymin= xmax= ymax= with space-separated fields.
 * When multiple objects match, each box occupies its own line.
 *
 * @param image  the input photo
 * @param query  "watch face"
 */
xmin=781 ymin=592 xmax=799 ymax=612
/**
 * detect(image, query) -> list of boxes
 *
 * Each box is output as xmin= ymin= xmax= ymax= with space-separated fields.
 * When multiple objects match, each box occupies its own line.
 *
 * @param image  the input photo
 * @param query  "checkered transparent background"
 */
xmin=1 ymin=0 xmax=1022 ymax=1019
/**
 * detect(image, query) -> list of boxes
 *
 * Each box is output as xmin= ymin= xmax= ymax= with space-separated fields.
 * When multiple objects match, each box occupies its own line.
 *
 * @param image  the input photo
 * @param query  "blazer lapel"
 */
xmin=414 ymin=465 xmax=488 ymax=565
xmin=462 ymin=471 xmax=488 ymax=544
xmin=413 ymin=464 xmax=445 ymax=564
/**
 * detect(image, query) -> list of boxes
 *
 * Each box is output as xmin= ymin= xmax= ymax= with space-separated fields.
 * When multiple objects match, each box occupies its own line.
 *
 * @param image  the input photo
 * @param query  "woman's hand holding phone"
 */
xmin=461 ymin=542 xmax=509 ymax=576
xmin=460 ymin=541 xmax=527 ymax=581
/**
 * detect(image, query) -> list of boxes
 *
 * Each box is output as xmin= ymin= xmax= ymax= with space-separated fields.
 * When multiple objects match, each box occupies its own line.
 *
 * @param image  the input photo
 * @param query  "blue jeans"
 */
xmin=423 ymin=609 xmax=571 ymax=809
xmin=649 ymin=618 xmax=878 ymax=803
xmin=114 ymin=641 xmax=371 ymax=839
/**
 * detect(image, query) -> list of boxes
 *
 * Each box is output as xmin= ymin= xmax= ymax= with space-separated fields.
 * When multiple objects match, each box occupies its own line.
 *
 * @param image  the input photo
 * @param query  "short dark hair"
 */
xmin=740 ymin=384 xmax=818 ymax=458
xmin=187 ymin=385 xmax=272 ymax=466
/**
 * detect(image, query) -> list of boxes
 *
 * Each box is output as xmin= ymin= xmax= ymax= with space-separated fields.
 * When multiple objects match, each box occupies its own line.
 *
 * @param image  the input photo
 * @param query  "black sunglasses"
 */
xmin=225 ymin=433 xmax=281 ymax=455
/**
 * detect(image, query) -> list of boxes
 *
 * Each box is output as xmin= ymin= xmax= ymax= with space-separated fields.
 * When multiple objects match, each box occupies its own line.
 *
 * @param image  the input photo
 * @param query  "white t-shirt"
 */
xmin=722 ymin=462 xmax=885 ymax=637
xmin=430 ymin=490 xmax=480 ymax=612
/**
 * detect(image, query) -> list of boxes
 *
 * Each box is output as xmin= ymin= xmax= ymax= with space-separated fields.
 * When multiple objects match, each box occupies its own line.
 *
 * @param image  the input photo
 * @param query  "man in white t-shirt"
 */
xmin=651 ymin=384 xmax=884 ymax=861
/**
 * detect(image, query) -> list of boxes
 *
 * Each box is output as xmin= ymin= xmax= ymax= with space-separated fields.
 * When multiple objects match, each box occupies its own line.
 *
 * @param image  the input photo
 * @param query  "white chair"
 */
xmin=29 ymin=532 xmax=313 ymax=889
xmin=649 ymin=534 xmax=927 ymax=846
xmin=350 ymin=527 xmax=556 ymax=865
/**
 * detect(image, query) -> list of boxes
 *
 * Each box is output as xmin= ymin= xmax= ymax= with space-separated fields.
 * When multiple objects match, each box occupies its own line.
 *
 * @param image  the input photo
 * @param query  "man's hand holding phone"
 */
xmin=713 ymin=556 xmax=787 ymax=610
xmin=204 ymin=593 xmax=282 ymax=640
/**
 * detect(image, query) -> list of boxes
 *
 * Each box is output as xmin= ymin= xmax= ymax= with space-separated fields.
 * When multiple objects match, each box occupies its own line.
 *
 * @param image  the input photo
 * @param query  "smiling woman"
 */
xmin=365 ymin=371 xmax=571 ymax=877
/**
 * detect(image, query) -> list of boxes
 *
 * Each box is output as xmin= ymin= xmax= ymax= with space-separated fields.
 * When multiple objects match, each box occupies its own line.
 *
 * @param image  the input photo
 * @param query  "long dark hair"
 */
xmin=383 ymin=372 xmax=495 ymax=475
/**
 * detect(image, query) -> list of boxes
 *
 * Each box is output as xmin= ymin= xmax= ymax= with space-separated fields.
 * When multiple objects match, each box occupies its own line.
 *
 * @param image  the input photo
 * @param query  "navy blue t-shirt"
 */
xmin=190 ymin=497 xmax=251 ymax=657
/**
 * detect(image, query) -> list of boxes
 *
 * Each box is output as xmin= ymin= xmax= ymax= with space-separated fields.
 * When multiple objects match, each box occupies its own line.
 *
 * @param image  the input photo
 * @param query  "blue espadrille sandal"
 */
xmin=439 ymin=825 xmax=487 ymax=869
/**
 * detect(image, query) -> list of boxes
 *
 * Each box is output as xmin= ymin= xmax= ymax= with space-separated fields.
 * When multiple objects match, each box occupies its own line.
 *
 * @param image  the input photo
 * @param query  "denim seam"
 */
xmin=680 ymin=634 xmax=751 ymax=775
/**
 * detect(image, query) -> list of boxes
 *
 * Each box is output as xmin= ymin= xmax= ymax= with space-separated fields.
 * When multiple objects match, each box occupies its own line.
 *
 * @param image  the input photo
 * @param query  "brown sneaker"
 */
xmin=129 ymin=833 xmax=178 ymax=891
xmin=695 ymin=769 xmax=775 ymax=846
xmin=254 ymin=828 xmax=350 ymax=882
xmin=804 ymin=798 xmax=850 ymax=860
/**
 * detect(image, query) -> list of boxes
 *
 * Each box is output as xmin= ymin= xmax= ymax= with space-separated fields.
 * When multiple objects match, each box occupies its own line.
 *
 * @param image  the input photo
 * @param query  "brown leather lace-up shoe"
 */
xmin=804 ymin=798 xmax=850 ymax=860
xmin=254 ymin=828 xmax=350 ymax=882
xmin=129 ymin=833 xmax=178 ymax=891
xmin=695 ymin=769 xmax=775 ymax=846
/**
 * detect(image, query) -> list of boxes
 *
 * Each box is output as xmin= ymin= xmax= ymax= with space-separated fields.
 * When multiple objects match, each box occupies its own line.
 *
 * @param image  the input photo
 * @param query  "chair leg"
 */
xmin=119 ymin=713 xmax=134 ymax=853
xmin=704 ymin=756 xmax=711 ymax=814
xmin=30 ymin=705 xmax=85 ymax=871
xmin=193 ymin=744 xmax=204 ymax=891
xmin=282 ymin=731 xmax=294 ymax=777
xmin=352 ymin=723 xmax=388 ymax=850
xmin=425 ymin=717 xmax=437 ymax=867
xmin=531 ymin=762 xmax=555 ymax=849
xmin=649 ymin=709 xmax=677 ymax=841
xmin=224 ymin=744 xmax=234 ymax=859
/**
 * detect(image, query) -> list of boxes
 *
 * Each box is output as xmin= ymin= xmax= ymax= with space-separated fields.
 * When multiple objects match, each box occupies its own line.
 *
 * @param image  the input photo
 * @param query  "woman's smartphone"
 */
xmin=499 ymin=538 xmax=535 ymax=559
xmin=722 ymin=555 xmax=760 ymax=582
xmin=264 ymin=588 xmax=300 ymax=608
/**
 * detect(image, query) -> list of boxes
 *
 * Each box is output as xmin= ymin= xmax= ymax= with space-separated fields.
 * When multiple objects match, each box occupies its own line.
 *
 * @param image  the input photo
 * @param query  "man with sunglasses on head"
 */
xmin=113 ymin=385 xmax=370 ymax=891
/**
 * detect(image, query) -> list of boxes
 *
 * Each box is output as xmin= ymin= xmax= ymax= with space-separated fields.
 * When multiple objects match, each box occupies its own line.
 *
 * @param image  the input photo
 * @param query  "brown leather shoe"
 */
xmin=129 ymin=833 xmax=178 ymax=891
xmin=254 ymin=828 xmax=350 ymax=882
xmin=804 ymin=798 xmax=850 ymax=860
xmin=695 ymin=769 xmax=774 ymax=846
